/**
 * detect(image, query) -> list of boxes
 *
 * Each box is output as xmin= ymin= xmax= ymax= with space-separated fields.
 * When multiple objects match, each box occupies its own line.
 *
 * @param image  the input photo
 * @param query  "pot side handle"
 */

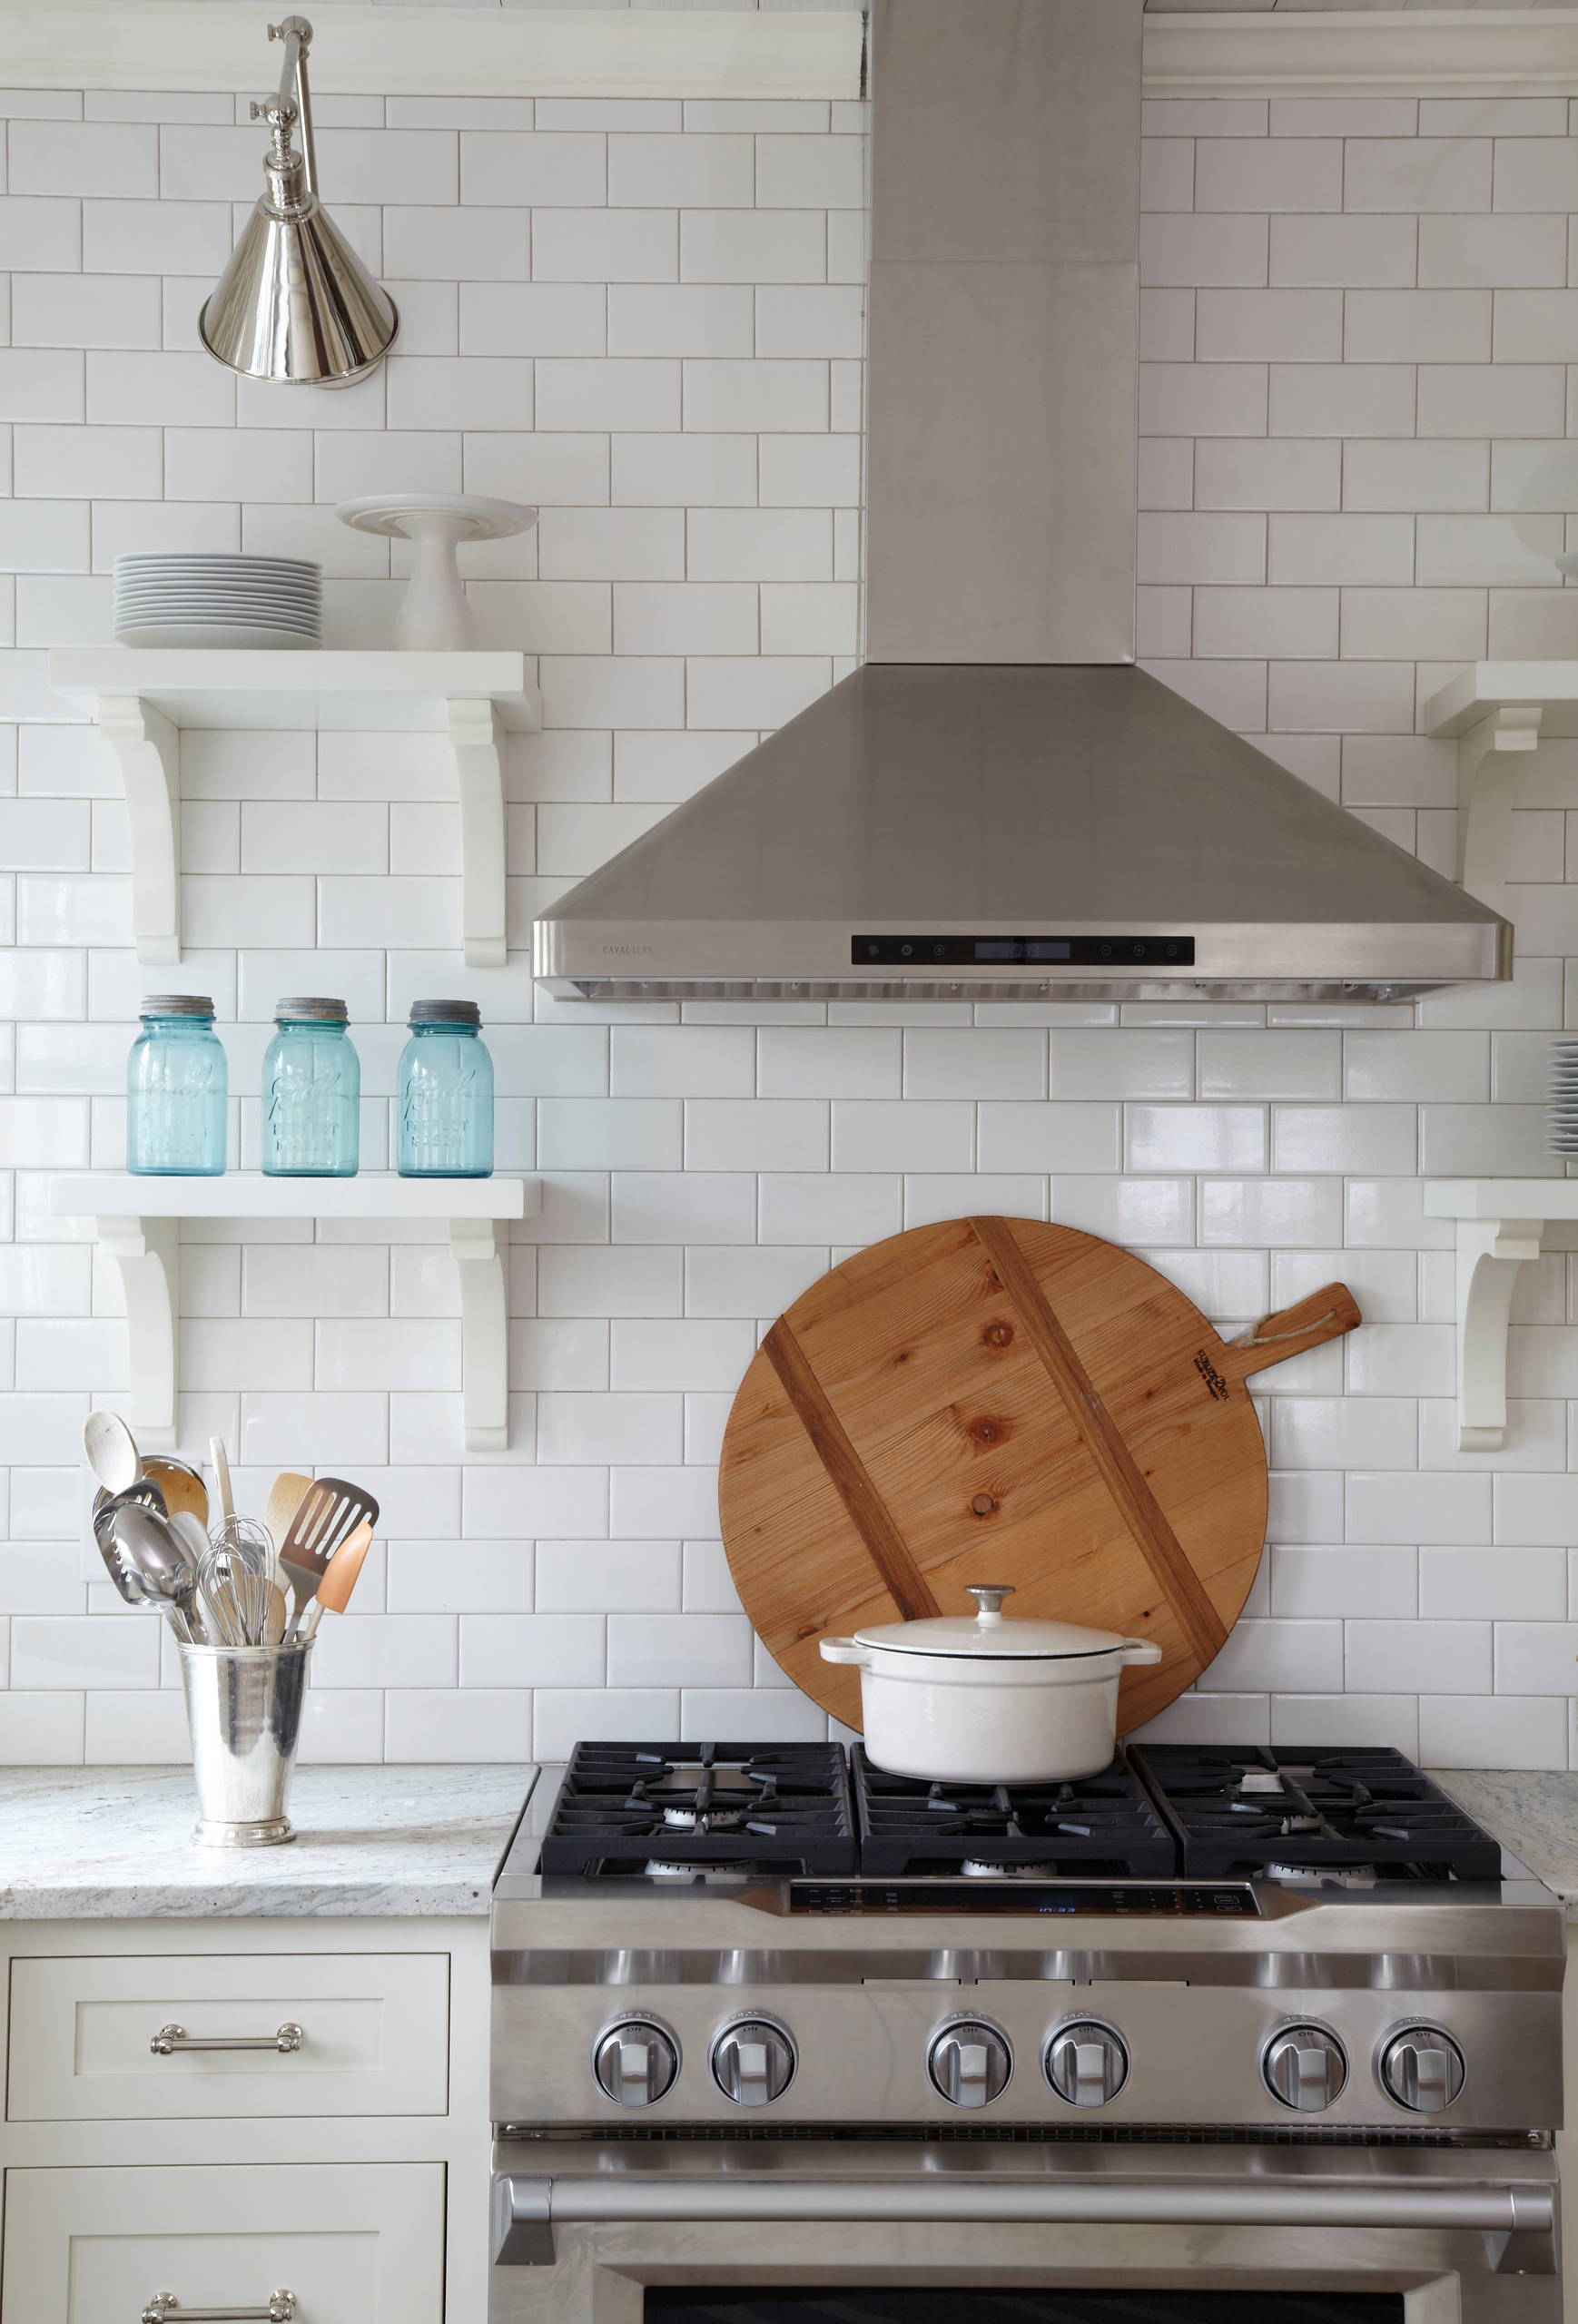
xmin=1119 ymin=1640 xmax=1164 ymax=1667
xmin=819 ymin=1637 xmax=866 ymax=1666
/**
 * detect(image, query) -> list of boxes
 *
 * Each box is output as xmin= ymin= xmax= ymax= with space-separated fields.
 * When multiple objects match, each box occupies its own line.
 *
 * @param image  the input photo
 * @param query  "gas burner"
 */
xmin=1129 ymin=1745 xmax=1504 ymax=1883
xmin=540 ymin=1741 xmax=859 ymax=1876
xmin=853 ymin=1748 xmax=1176 ymax=1879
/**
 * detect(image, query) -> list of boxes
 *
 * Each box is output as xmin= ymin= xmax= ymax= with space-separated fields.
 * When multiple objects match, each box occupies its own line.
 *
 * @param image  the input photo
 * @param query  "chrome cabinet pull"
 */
xmin=149 ymin=2023 xmax=303 ymax=2056
xmin=142 ymin=2294 xmax=296 ymax=2322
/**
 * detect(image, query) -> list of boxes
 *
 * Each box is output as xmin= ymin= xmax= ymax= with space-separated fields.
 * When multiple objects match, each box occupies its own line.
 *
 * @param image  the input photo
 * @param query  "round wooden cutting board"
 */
xmin=719 ymin=1216 xmax=1360 ymax=1738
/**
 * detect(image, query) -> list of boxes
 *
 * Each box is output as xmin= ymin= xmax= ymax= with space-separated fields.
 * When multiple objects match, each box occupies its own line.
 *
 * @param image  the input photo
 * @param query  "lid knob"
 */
xmin=965 ymin=1583 xmax=1013 ymax=1626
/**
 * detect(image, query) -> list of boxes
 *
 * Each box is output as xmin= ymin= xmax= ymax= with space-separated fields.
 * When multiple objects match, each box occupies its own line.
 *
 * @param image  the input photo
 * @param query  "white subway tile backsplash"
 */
xmin=1419 ymin=212 xmax=1567 ymax=288
xmin=1346 ymin=1467 xmax=1489 ymax=1542
xmin=1344 ymin=139 xmax=1491 ymax=214
xmin=1492 ymin=1622 xmax=1578 ymax=1695
xmin=1270 ymin=214 xmax=1415 ymax=290
xmin=535 ymin=209 xmax=677 ymax=284
xmin=1125 ymin=1105 xmax=1266 ymax=1174
xmin=4 ymin=83 xmax=1576 ymax=1768
xmin=1421 ymin=1545 xmax=1565 ymax=1620
xmin=1275 ymin=1543 xmax=1415 ymax=1622
xmin=1418 ymin=1692 xmax=1566 ymax=1770
xmin=1418 ymin=362 xmax=1565 ymax=438
xmin=1141 ymin=213 xmax=1268 ymax=290
xmin=1345 ymin=288 xmax=1490 ymax=363
xmin=1416 ymin=512 xmax=1563 ymax=586
xmin=1193 ymin=438 xmax=1339 ymax=513
xmin=1201 ymin=1617 xmax=1342 ymax=1695
xmin=1198 ymin=1177 xmax=1343 ymax=1248
xmin=1196 ymin=138 xmax=1340 ymax=215
xmin=1268 ymin=362 xmax=1415 ymax=438
xmin=1346 ymin=1619 xmax=1490 ymax=1695
xmin=1272 ymin=1104 xmax=1415 ymax=1175
xmin=1141 ymin=361 xmax=1268 ymax=438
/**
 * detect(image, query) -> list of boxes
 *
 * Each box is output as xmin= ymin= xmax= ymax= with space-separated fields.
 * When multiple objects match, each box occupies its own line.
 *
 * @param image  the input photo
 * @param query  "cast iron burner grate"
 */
xmin=1128 ymin=1745 xmax=1503 ymax=1883
xmin=539 ymin=1741 xmax=859 ymax=1876
xmin=852 ymin=1747 xmax=1177 ymax=1879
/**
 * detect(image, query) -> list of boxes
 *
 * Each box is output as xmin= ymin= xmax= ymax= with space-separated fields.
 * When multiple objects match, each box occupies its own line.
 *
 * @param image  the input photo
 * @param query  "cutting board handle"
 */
xmin=1220 ymin=1283 xmax=1361 ymax=1384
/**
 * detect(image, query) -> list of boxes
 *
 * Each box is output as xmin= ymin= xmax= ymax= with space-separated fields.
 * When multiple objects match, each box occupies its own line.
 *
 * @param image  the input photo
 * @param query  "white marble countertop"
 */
xmin=1431 ymin=1768 xmax=1578 ymax=1915
xmin=0 ymin=1765 xmax=535 ymax=1918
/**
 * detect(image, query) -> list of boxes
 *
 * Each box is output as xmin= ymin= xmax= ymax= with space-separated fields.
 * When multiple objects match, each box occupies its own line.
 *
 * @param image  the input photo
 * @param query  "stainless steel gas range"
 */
xmin=489 ymin=1742 xmax=1564 ymax=2324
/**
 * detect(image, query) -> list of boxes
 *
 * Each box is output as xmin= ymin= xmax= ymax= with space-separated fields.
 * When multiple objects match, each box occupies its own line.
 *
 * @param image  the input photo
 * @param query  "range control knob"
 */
xmin=1044 ymin=2021 xmax=1129 ymax=2110
xmin=712 ymin=2018 xmax=796 ymax=2107
xmin=1263 ymin=2024 xmax=1347 ymax=2112
xmin=1378 ymin=2027 xmax=1465 ymax=2114
xmin=593 ymin=2019 xmax=678 ymax=2109
xmin=928 ymin=2020 xmax=1011 ymax=2108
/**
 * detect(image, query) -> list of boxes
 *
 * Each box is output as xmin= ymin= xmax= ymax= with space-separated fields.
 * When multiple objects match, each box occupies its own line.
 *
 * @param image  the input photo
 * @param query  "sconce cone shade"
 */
xmin=200 ymin=189 xmax=398 ymax=388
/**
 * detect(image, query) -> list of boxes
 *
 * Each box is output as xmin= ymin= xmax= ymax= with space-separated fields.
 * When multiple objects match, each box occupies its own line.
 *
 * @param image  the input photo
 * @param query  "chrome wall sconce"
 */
xmin=199 ymin=16 xmax=399 ymax=388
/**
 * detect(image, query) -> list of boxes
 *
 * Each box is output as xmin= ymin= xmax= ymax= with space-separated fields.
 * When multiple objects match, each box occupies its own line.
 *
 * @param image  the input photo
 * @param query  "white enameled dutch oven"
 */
xmin=819 ymin=1584 xmax=1164 ymax=1783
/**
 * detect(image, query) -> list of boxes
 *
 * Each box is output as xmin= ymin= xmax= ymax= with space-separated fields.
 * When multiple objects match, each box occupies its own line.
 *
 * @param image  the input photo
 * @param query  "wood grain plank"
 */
xmin=762 ymin=1315 xmax=942 ymax=1621
xmin=968 ymin=1215 xmax=1230 ymax=1667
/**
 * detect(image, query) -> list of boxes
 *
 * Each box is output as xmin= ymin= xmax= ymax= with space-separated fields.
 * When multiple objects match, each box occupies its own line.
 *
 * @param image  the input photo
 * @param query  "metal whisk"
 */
xmin=198 ymin=1520 xmax=281 ymax=1647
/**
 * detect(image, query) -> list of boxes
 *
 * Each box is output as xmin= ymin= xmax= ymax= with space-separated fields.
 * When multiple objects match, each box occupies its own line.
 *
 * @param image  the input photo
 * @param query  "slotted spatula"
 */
xmin=279 ymin=1476 xmax=380 ymax=1636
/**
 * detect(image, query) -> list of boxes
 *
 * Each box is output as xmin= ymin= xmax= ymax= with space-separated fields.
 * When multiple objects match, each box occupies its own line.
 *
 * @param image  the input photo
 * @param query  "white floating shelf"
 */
xmin=1424 ymin=1179 xmax=1578 ymax=1452
xmin=48 ymin=1172 xmax=541 ymax=1456
xmin=46 ymin=649 xmax=543 ymax=972
xmin=1422 ymin=662 xmax=1578 ymax=921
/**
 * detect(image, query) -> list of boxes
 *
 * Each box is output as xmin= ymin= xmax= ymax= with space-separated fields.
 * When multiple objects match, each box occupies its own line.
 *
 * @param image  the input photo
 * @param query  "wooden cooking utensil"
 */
xmin=296 ymin=1520 xmax=373 ymax=1641
xmin=84 ymin=1411 xmax=140 ymax=1497
xmin=141 ymin=1455 xmax=210 ymax=1530
xmin=719 ymin=1216 xmax=1360 ymax=1736
xmin=265 ymin=1471 xmax=313 ymax=1551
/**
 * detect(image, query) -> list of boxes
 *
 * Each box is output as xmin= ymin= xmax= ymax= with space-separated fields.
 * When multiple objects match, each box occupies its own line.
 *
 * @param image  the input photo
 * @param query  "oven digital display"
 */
xmin=791 ymin=1882 xmax=1258 ymax=1916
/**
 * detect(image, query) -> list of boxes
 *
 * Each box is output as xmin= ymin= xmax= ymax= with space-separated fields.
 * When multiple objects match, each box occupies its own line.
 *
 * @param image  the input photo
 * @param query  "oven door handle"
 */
xmin=492 ymin=2173 xmax=1555 ymax=2270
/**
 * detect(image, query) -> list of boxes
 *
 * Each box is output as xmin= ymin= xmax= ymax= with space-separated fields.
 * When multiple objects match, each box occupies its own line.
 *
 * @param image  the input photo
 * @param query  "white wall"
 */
xmin=0 ymin=77 xmax=1574 ymax=1772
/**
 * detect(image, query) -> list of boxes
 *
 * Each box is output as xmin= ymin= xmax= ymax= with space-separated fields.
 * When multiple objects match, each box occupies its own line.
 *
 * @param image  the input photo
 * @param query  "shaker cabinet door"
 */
xmin=1 ymin=2162 xmax=445 ymax=2322
xmin=7 ymin=1951 xmax=449 ymax=2120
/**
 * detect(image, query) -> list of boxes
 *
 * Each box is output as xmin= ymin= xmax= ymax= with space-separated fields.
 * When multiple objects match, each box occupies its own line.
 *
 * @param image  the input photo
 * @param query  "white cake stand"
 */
xmin=335 ymin=493 xmax=538 ymax=650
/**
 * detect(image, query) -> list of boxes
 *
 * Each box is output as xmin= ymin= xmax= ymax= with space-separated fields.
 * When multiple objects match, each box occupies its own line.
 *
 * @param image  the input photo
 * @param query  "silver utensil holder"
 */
xmin=178 ymin=1640 xmax=313 ymax=1847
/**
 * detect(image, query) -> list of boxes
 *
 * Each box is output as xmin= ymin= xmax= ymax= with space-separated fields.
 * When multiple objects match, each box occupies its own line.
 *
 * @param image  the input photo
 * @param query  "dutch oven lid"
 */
xmin=850 ymin=1584 xmax=1136 ymax=1660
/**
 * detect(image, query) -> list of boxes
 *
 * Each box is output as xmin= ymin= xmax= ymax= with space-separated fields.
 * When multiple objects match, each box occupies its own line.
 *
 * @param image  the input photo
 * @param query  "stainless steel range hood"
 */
xmin=534 ymin=0 xmax=1510 ymax=1006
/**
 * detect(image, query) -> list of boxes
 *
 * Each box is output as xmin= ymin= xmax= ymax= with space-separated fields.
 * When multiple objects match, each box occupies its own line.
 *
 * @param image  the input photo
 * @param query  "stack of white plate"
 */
xmin=113 ymin=555 xmax=322 ymax=650
xmin=1550 ymin=1038 xmax=1578 ymax=1156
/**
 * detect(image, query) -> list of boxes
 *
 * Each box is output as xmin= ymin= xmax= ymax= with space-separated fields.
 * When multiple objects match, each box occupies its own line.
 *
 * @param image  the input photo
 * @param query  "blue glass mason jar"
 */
xmin=261 ymin=999 xmax=360 ymax=1177
xmin=397 ymin=1000 xmax=493 ymax=1177
xmin=126 ymin=996 xmax=228 ymax=1176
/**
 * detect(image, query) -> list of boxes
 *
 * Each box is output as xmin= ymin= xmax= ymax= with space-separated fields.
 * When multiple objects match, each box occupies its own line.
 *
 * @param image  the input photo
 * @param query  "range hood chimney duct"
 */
xmin=533 ymin=0 xmax=1511 ymax=1006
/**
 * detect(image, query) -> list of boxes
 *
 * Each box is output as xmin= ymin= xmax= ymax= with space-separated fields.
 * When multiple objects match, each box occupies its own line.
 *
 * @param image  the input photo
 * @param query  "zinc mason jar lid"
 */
xmin=273 ymin=998 xmax=350 ymax=1022
xmin=408 ymin=999 xmax=482 ymax=1028
xmin=140 ymin=995 xmax=216 ymax=1019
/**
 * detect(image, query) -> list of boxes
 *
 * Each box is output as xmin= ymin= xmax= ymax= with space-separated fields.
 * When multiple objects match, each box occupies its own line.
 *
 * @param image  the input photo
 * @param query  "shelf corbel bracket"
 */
xmin=94 ymin=1212 xmax=181 ymax=1453
xmin=95 ymin=694 xmax=182 ymax=966
xmin=1454 ymin=1215 xmax=1543 ymax=1452
xmin=450 ymin=1214 xmax=508 ymax=1452
xmin=448 ymin=697 xmax=508 ymax=970
xmin=1457 ymin=704 xmax=1541 ymax=917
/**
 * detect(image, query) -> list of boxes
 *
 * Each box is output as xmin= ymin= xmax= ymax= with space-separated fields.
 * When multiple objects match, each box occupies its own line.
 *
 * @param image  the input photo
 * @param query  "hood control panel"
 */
xmin=854 ymin=935 xmax=1196 ymax=969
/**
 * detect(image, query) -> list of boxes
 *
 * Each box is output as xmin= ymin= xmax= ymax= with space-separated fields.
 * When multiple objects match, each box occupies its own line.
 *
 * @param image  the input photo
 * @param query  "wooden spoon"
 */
xmin=84 ymin=1411 xmax=140 ymax=1497
xmin=265 ymin=1471 xmax=313 ymax=1550
xmin=296 ymin=1521 xmax=373 ymax=1641
xmin=142 ymin=1455 xmax=209 ymax=1530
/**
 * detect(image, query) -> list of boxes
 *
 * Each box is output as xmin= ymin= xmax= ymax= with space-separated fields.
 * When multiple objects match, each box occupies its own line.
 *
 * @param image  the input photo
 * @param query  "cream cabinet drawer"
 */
xmin=1 ymin=2162 xmax=444 ymax=2322
xmin=7 ymin=1952 xmax=449 ymax=2121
